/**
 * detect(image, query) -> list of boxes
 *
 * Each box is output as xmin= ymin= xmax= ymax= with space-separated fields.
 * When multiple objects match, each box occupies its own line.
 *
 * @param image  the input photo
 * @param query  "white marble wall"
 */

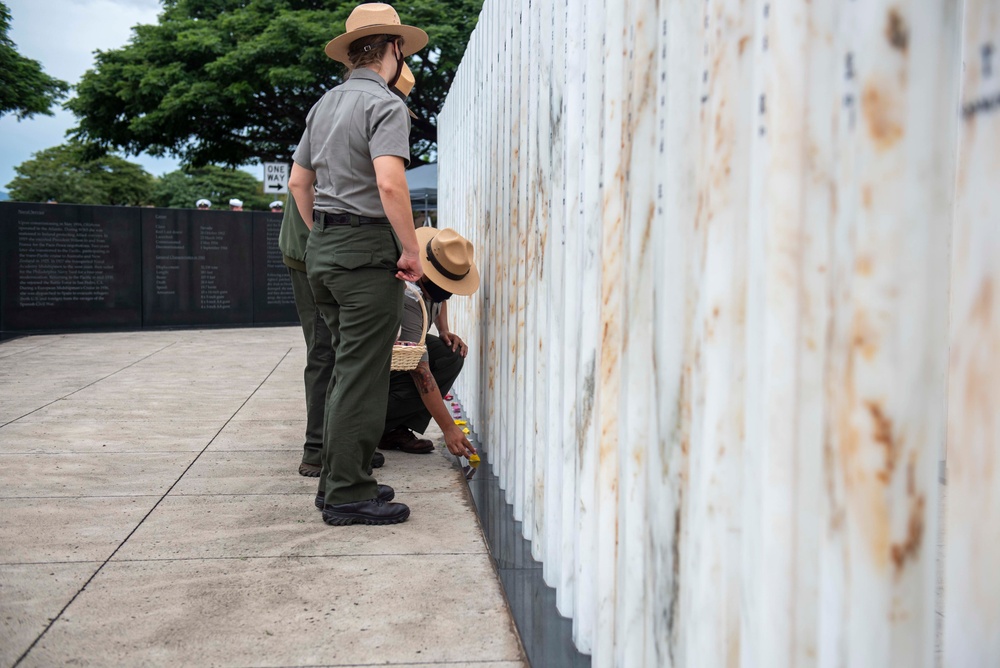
xmin=437 ymin=0 xmax=994 ymax=665
xmin=945 ymin=1 xmax=1000 ymax=666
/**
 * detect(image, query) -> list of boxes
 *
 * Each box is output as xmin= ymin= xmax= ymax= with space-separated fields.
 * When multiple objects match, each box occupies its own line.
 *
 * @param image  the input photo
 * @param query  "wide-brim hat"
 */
xmin=394 ymin=63 xmax=417 ymax=119
xmin=325 ymin=3 xmax=428 ymax=66
xmin=395 ymin=62 xmax=415 ymax=97
xmin=415 ymin=227 xmax=480 ymax=296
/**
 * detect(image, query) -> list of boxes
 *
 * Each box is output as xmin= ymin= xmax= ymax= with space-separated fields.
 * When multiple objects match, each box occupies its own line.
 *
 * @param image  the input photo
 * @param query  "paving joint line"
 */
xmin=246 ymin=660 xmax=519 ymax=668
xmin=106 ymin=551 xmax=485 ymax=563
xmin=0 ymin=494 xmax=165 ymax=500
xmin=11 ymin=347 xmax=292 ymax=668
xmin=0 ymin=341 xmax=179 ymax=428
xmin=0 ymin=559 xmax=104 ymax=567
xmin=0 ymin=451 xmax=207 ymax=456
xmin=0 ymin=343 xmax=46 ymax=360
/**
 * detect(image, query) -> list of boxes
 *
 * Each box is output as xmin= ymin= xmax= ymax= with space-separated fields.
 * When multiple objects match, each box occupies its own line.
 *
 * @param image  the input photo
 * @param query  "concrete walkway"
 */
xmin=0 ymin=327 xmax=525 ymax=668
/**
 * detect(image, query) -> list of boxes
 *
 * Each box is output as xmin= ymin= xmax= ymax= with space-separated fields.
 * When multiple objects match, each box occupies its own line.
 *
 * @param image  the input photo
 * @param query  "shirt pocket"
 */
xmin=331 ymin=250 xmax=374 ymax=270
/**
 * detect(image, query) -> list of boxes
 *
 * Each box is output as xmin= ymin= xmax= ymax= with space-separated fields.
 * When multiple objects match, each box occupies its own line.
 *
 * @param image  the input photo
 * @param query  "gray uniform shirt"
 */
xmin=292 ymin=69 xmax=411 ymax=218
xmin=399 ymin=283 xmax=442 ymax=363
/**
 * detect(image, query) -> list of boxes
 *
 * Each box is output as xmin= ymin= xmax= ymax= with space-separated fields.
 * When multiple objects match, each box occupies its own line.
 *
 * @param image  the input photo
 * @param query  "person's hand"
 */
xmin=396 ymin=250 xmax=423 ymax=281
xmin=444 ymin=424 xmax=476 ymax=458
xmin=440 ymin=331 xmax=468 ymax=357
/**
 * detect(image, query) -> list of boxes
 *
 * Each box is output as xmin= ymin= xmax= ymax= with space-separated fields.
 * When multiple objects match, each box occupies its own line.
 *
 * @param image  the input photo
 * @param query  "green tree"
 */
xmin=0 ymin=2 xmax=70 ymax=119
xmin=68 ymin=0 xmax=483 ymax=167
xmin=151 ymin=165 xmax=272 ymax=210
xmin=5 ymin=143 xmax=154 ymax=205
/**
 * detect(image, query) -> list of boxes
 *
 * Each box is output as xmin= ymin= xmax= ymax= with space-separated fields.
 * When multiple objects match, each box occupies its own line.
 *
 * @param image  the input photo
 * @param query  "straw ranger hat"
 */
xmin=325 ymin=3 xmax=428 ymax=66
xmin=415 ymin=227 xmax=480 ymax=296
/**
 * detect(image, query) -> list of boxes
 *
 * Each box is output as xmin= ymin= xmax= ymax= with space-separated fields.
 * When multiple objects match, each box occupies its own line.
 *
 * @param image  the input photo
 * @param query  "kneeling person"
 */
xmin=381 ymin=227 xmax=479 ymax=458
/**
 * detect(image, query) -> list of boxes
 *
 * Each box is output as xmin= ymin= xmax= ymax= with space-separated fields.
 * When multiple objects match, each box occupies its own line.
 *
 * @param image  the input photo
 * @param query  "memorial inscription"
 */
xmin=2 ymin=203 xmax=295 ymax=333
xmin=142 ymin=208 xmax=253 ymax=326
xmin=17 ymin=220 xmax=114 ymax=306
xmin=252 ymin=212 xmax=297 ymax=323
xmin=0 ymin=202 xmax=142 ymax=331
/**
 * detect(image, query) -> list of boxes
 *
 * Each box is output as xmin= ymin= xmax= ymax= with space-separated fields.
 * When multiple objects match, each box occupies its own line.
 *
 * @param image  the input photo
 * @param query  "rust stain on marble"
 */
xmin=972 ymin=278 xmax=994 ymax=322
xmin=890 ymin=493 xmax=926 ymax=572
xmin=885 ymin=8 xmax=909 ymax=52
xmin=862 ymin=82 xmax=904 ymax=150
xmin=738 ymin=35 xmax=750 ymax=55
xmin=833 ymin=329 xmax=892 ymax=566
xmin=642 ymin=202 xmax=655 ymax=253
xmin=694 ymin=191 xmax=705 ymax=230
xmin=865 ymin=399 xmax=899 ymax=483
xmin=862 ymin=185 xmax=874 ymax=210
xmin=851 ymin=309 xmax=880 ymax=361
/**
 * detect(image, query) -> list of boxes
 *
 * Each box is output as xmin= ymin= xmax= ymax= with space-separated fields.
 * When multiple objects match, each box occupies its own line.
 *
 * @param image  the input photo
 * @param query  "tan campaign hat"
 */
xmin=394 ymin=63 xmax=417 ymax=119
xmin=396 ymin=62 xmax=415 ymax=97
xmin=325 ymin=3 xmax=428 ymax=66
xmin=415 ymin=227 xmax=480 ymax=296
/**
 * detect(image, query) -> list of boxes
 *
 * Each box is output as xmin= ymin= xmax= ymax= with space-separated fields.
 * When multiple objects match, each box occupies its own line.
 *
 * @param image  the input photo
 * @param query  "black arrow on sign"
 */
xmin=268 ymin=184 xmax=283 ymax=190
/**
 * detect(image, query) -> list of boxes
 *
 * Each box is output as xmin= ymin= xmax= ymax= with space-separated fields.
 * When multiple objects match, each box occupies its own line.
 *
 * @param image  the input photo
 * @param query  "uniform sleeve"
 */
xmin=398 ymin=286 xmax=429 ymax=362
xmin=368 ymin=96 xmax=411 ymax=166
xmin=292 ymin=102 xmax=319 ymax=170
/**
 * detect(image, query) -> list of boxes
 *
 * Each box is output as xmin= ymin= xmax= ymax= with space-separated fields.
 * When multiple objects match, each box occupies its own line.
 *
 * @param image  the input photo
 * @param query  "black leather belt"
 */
xmin=313 ymin=211 xmax=390 ymax=227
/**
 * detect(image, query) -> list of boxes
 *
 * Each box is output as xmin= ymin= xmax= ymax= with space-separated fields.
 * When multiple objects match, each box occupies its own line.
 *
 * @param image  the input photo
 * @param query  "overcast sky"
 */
xmin=0 ymin=0 xmax=182 ymax=191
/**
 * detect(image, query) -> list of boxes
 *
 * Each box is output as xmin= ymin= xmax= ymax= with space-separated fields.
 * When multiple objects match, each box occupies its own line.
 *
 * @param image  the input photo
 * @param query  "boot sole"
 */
xmin=298 ymin=464 xmax=321 ymax=477
xmin=315 ymin=489 xmax=395 ymax=510
xmin=322 ymin=508 xmax=410 ymax=526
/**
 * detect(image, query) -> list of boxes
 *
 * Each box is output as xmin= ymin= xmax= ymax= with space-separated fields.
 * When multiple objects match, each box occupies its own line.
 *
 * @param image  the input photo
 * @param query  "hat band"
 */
xmin=426 ymin=239 xmax=469 ymax=282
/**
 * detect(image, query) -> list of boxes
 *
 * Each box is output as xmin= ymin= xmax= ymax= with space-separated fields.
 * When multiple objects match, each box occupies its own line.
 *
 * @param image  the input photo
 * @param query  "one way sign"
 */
xmin=263 ymin=162 xmax=289 ymax=194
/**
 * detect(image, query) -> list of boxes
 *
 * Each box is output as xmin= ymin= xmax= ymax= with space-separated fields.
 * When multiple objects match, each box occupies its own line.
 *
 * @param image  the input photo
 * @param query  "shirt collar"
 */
xmin=348 ymin=68 xmax=390 ymax=91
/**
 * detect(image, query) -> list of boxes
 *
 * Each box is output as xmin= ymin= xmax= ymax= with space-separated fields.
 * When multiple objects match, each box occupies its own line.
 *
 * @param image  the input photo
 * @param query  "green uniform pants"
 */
xmin=288 ymin=267 xmax=332 ymax=468
xmin=385 ymin=334 xmax=465 ymax=435
xmin=306 ymin=220 xmax=403 ymax=506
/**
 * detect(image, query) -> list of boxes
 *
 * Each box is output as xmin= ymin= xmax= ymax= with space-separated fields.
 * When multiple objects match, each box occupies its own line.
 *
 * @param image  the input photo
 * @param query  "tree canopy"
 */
xmin=151 ymin=165 xmax=273 ymax=210
xmin=5 ymin=143 xmax=154 ymax=205
xmin=0 ymin=2 xmax=70 ymax=120
xmin=68 ymin=0 xmax=484 ymax=167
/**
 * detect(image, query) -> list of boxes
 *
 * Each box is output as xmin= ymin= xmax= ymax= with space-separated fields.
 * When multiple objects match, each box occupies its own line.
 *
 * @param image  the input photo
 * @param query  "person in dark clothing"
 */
xmin=379 ymin=227 xmax=479 ymax=459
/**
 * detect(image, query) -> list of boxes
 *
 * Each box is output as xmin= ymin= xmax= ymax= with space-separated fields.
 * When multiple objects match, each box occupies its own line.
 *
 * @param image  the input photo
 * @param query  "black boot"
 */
xmin=321 ymin=497 xmax=410 ymax=526
xmin=315 ymin=484 xmax=394 ymax=510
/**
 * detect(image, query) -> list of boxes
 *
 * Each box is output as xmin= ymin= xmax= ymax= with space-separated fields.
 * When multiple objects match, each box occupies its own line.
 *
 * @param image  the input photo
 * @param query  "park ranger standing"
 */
xmin=287 ymin=3 xmax=426 ymax=526
xmin=280 ymin=63 xmax=417 ymax=481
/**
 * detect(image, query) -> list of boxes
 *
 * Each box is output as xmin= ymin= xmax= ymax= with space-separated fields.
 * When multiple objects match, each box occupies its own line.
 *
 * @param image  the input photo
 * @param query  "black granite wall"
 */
xmin=0 ymin=202 xmax=296 ymax=334
xmin=252 ymin=211 xmax=296 ymax=324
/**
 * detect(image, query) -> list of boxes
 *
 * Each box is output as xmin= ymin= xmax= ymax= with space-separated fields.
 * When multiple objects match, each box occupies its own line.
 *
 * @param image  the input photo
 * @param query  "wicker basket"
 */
xmin=390 ymin=287 xmax=428 ymax=371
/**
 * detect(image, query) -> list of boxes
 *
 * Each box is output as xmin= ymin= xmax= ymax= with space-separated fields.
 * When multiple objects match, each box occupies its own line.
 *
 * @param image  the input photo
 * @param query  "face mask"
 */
xmin=422 ymin=278 xmax=452 ymax=303
xmin=386 ymin=40 xmax=405 ymax=89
